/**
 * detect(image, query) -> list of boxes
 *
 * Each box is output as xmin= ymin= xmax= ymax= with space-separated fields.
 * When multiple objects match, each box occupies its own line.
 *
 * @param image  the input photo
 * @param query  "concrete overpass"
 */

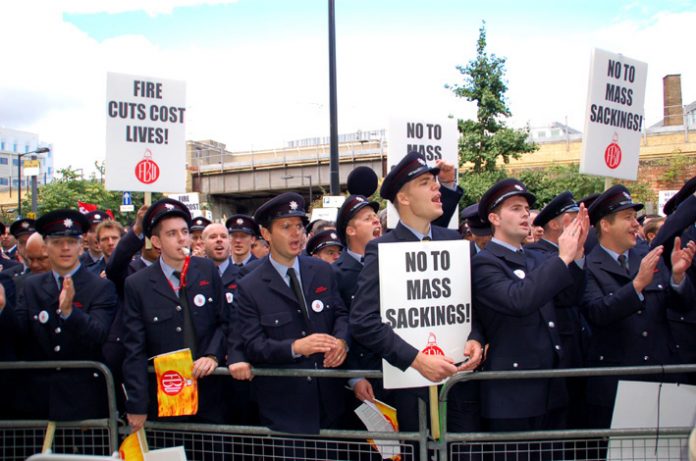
xmin=187 ymin=132 xmax=386 ymax=216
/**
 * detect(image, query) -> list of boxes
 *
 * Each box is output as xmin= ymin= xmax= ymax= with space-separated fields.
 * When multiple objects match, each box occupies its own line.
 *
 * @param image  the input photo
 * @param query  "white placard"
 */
xmin=378 ymin=240 xmax=471 ymax=389
xmin=658 ymin=190 xmax=678 ymax=216
xmin=144 ymin=446 xmax=188 ymax=461
xmin=168 ymin=192 xmax=204 ymax=218
xmin=310 ymin=207 xmax=338 ymax=223
xmin=106 ymin=72 xmax=186 ymax=192
xmin=608 ymin=380 xmax=696 ymax=460
xmin=387 ymin=117 xmax=459 ymax=229
xmin=580 ymin=49 xmax=648 ymax=180
xmin=322 ymin=195 xmax=346 ymax=208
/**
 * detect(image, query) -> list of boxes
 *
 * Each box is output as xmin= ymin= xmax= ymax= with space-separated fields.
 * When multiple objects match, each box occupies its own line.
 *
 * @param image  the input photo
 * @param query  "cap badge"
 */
xmin=236 ymin=218 xmax=244 ymax=225
xmin=623 ymin=192 xmax=631 ymax=200
xmin=164 ymin=203 xmax=175 ymax=210
xmin=289 ymin=201 xmax=299 ymax=210
xmin=514 ymin=184 xmax=524 ymax=191
xmin=355 ymin=196 xmax=364 ymax=202
xmin=330 ymin=232 xmax=337 ymax=240
xmin=417 ymin=158 xmax=427 ymax=166
xmin=94 ymin=214 xmax=101 ymax=219
xmin=21 ymin=222 xmax=29 ymax=228
xmin=63 ymin=218 xmax=73 ymax=228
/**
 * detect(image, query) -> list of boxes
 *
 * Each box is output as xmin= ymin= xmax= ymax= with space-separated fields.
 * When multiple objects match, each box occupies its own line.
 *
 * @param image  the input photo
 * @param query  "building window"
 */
xmin=12 ymin=159 xmax=19 ymax=166
xmin=0 ymin=142 xmax=4 ymax=150
xmin=0 ymin=178 xmax=7 ymax=186
xmin=13 ymin=144 xmax=17 ymax=152
xmin=0 ymin=158 xmax=7 ymax=165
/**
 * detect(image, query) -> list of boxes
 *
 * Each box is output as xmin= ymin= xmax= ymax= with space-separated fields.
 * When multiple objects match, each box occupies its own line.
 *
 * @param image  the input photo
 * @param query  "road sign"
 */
xmin=120 ymin=204 xmax=135 ymax=213
xmin=122 ymin=191 xmax=132 ymax=206
xmin=23 ymin=159 xmax=40 ymax=177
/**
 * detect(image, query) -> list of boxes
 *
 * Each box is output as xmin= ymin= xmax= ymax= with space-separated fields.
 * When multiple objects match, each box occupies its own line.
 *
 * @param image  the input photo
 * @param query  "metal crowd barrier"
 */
xmin=0 ymin=361 xmax=119 ymax=460
xmin=2 ymin=361 xmax=695 ymax=460
xmin=437 ymin=364 xmax=696 ymax=461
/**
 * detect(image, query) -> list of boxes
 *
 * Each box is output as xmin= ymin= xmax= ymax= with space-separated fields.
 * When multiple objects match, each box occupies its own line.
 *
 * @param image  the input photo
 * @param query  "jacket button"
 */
xmin=307 ymin=377 xmax=312 ymax=382
xmin=54 ymin=345 xmax=61 ymax=352
xmin=93 ymin=373 xmax=99 ymax=378
xmin=555 ymin=345 xmax=561 ymax=350
xmin=548 ymin=321 xmax=555 ymax=328
xmin=609 ymin=292 xmax=613 ymax=296
xmin=680 ymin=316 xmax=685 ymax=321
xmin=153 ymin=316 xmax=159 ymax=322
xmin=599 ymin=355 xmax=604 ymax=361
xmin=208 ymin=297 xmax=213 ymax=302
xmin=512 ymin=362 xmax=519 ymax=368
xmin=274 ymin=319 xmax=279 ymax=325
xmin=644 ymin=356 xmax=649 ymax=361
xmin=176 ymin=327 xmax=182 ymax=333
xmin=637 ymin=310 xmax=643 ymax=315
xmin=55 ymin=327 xmax=61 ymax=334
xmin=176 ymin=306 xmax=182 ymax=312
xmin=33 ymin=315 xmax=38 ymax=320
xmin=297 ymin=310 xmax=302 ymax=314
xmin=642 ymin=331 xmax=648 ymax=337
xmin=657 ymin=284 xmax=663 ymax=289
xmin=301 ymin=331 xmax=306 ymax=336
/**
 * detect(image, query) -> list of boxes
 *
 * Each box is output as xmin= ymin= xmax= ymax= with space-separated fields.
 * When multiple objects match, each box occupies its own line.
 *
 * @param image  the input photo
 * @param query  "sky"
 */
xmin=1 ymin=0 xmax=695 ymax=176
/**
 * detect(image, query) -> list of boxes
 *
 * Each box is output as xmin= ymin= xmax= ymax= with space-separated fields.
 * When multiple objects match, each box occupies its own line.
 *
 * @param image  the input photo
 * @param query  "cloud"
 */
xmin=0 ymin=2 xmax=694 ymax=179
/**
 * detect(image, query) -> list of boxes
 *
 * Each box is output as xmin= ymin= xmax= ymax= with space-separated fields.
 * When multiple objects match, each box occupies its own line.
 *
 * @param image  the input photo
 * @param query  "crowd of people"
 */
xmin=0 ymin=154 xmax=695 ymax=442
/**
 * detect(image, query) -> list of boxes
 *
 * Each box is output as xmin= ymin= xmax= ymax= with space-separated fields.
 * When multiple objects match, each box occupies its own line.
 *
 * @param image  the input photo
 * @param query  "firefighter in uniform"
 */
xmin=122 ymin=198 xmax=225 ymax=431
xmin=582 ymin=185 xmax=696 ymax=427
xmin=2 ymin=209 xmax=117 ymax=420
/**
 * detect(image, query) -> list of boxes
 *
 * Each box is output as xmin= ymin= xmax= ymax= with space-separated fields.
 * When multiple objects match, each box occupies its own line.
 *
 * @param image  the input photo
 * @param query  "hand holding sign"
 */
xmin=412 ymin=351 xmax=457 ymax=382
xmin=457 ymin=339 xmax=483 ymax=372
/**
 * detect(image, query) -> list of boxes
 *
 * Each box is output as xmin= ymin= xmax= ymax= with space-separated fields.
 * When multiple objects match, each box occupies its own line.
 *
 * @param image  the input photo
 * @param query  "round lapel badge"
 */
xmin=193 ymin=294 xmax=206 ymax=307
xmin=226 ymin=292 xmax=234 ymax=304
xmin=311 ymin=299 xmax=324 ymax=313
xmin=513 ymin=269 xmax=526 ymax=279
xmin=38 ymin=310 xmax=49 ymax=324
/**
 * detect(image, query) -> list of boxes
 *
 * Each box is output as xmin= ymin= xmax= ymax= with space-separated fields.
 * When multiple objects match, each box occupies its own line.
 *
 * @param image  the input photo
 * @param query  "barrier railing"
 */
xmin=436 ymin=363 xmax=696 ymax=460
xmin=2 ymin=362 xmax=694 ymax=460
xmin=0 ymin=361 xmax=119 ymax=457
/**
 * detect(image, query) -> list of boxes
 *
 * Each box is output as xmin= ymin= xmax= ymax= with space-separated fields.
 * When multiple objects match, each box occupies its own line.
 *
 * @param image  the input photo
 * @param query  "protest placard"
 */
xmin=378 ymin=240 xmax=471 ymax=389
xmin=580 ymin=49 xmax=648 ymax=180
xmin=106 ymin=72 xmax=186 ymax=192
xmin=387 ymin=117 xmax=459 ymax=229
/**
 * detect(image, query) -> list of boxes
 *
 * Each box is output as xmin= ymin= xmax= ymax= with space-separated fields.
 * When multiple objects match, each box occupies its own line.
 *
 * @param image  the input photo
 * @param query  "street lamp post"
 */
xmin=17 ymin=147 xmax=50 ymax=218
xmin=281 ymin=175 xmax=313 ymax=206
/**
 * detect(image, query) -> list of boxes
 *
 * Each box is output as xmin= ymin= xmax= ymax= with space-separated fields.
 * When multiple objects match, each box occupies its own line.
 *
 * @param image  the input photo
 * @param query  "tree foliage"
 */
xmin=448 ymin=22 xmax=537 ymax=172
xmin=23 ymin=166 xmax=161 ymax=225
xmin=459 ymin=164 xmax=605 ymax=209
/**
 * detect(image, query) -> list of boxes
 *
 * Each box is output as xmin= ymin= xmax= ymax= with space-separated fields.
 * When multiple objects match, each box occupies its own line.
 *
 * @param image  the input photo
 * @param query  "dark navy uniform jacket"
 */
xmin=333 ymin=250 xmax=381 ymax=372
xmin=525 ymin=238 xmax=589 ymax=368
xmin=472 ymin=241 xmax=571 ymax=419
xmin=9 ymin=266 xmax=117 ymax=420
xmin=651 ymin=196 xmax=696 ymax=365
xmin=350 ymin=222 xmax=484 ymax=372
xmin=231 ymin=255 xmax=349 ymax=434
xmin=581 ymin=243 xmax=694 ymax=407
xmin=122 ymin=256 xmax=226 ymax=418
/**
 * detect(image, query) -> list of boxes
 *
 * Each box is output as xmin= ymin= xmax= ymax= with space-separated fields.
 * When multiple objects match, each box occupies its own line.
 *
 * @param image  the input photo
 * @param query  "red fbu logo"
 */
xmin=604 ymin=133 xmax=622 ymax=170
xmin=135 ymin=149 xmax=160 ymax=184
xmin=422 ymin=332 xmax=444 ymax=356
xmin=161 ymin=370 xmax=184 ymax=395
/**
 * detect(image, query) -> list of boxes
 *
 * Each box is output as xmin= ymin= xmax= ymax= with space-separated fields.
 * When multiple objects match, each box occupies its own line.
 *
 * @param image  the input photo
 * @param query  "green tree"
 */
xmin=517 ymin=164 xmax=604 ymax=208
xmin=448 ymin=22 xmax=537 ymax=172
xmin=24 ymin=166 xmax=161 ymax=224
